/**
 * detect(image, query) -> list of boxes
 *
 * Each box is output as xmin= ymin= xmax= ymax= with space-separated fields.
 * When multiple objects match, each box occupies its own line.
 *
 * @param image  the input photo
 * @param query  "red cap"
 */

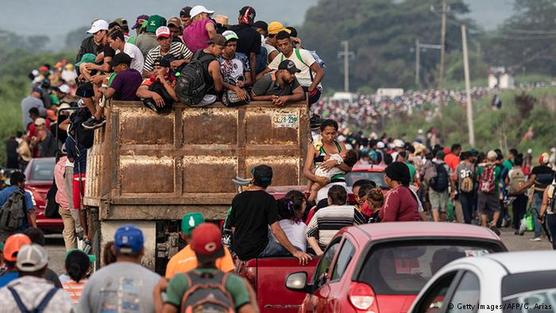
xmin=191 ymin=223 xmax=224 ymax=262
xmin=155 ymin=26 xmax=171 ymax=39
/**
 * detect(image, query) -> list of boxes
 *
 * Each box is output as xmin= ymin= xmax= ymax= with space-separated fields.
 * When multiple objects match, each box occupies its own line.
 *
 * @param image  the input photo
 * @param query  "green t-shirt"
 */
xmin=502 ymin=159 xmax=513 ymax=171
xmin=166 ymin=269 xmax=251 ymax=310
xmin=406 ymin=162 xmax=416 ymax=183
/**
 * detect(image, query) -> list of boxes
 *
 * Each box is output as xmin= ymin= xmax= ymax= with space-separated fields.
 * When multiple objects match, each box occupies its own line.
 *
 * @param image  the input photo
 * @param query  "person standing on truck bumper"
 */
xmin=227 ymin=165 xmax=312 ymax=264
xmin=165 ymin=212 xmax=235 ymax=278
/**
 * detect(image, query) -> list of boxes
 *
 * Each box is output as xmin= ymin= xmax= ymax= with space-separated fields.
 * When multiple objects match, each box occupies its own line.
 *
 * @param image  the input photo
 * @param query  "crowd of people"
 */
xmin=314 ymin=88 xmax=490 ymax=131
xmin=0 ymin=3 xmax=556 ymax=313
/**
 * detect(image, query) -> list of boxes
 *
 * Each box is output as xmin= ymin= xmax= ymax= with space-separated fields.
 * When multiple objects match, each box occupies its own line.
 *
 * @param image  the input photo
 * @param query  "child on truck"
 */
xmin=278 ymin=190 xmax=308 ymax=252
xmin=308 ymin=147 xmax=358 ymax=202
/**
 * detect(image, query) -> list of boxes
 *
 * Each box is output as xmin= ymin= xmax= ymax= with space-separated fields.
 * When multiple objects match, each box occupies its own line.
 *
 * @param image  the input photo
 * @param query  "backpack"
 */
xmin=0 ymin=189 xmax=27 ymax=231
xmin=509 ymin=168 xmax=526 ymax=194
xmin=180 ymin=270 xmax=235 ymax=313
xmin=281 ymin=48 xmax=326 ymax=82
xmin=459 ymin=168 xmax=474 ymax=194
xmin=479 ymin=165 xmax=496 ymax=193
xmin=44 ymin=178 xmax=60 ymax=219
xmin=7 ymin=286 xmax=58 ymax=313
xmin=430 ymin=163 xmax=449 ymax=192
xmin=69 ymin=108 xmax=94 ymax=149
xmin=175 ymin=52 xmax=216 ymax=107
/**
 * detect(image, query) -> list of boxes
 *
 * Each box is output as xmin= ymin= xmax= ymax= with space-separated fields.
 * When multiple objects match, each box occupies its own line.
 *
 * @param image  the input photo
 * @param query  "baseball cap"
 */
xmin=34 ymin=117 xmax=46 ymax=126
xmin=539 ymin=152 xmax=550 ymax=164
xmin=156 ymin=26 xmax=171 ymax=39
xmin=180 ymin=6 xmax=192 ymax=18
xmin=190 ymin=5 xmax=214 ymax=18
xmin=167 ymin=17 xmax=182 ymax=28
xmin=181 ymin=212 xmax=205 ymax=236
xmin=487 ymin=150 xmax=498 ymax=161
xmin=58 ymin=84 xmax=70 ymax=94
xmin=16 ymin=244 xmax=48 ymax=272
xmin=3 ymin=234 xmax=32 ymax=262
xmin=76 ymin=53 xmax=96 ymax=66
xmin=208 ymin=34 xmax=227 ymax=47
xmin=111 ymin=18 xmax=128 ymax=29
xmin=253 ymin=21 xmax=268 ymax=31
xmin=222 ymin=30 xmax=239 ymax=42
xmin=377 ymin=141 xmax=386 ymax=149
xmin=109 ymin=52 xmax=132 ymax=67
xmin=132 ymin=15 xmax=149 ymax=30
xmin=87 ymin=19 xmax=109 ymax=34
xmin=76 ymin=82 xmax=95 ymax=98
xmin=252 ymin=164 xmax=273 ymax=186
xmin=239 ymin=6 xmax=256 ymax=25
xmin=190 ymin=223 xmax=224 ymax=263
xmin=268 ymin=21 xmax=290 ymax=35
xmin=278 ymin=60 xmax=301 ymax=74
xmin=146 ymin=15 xmax=167 ymax=33
xmin=114 ymin=224 xmax=144 ymax=254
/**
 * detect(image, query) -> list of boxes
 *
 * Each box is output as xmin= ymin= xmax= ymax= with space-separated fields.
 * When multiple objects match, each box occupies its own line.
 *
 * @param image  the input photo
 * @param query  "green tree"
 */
xmin=300 ymin=0 xmax=474 ymax=91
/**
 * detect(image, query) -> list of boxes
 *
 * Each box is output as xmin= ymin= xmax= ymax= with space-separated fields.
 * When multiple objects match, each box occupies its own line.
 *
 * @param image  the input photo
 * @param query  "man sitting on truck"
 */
xmin=165 ymin=212 xmax=235 ymax=279
xmin=251 ymin=60 xmax=305 ymax=107
xmin=227 ymin=165 xmax=312 ymax=264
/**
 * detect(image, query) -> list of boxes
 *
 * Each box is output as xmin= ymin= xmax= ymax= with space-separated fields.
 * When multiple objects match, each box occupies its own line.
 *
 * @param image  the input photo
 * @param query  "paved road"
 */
xmin=45 ymin=226 xmax=553 ymax=276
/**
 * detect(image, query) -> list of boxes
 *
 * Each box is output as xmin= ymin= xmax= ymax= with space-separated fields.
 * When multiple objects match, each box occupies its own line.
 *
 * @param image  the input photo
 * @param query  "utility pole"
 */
xmin=338 ymin=40 xmax=355 ymax=92
xmin=415 ymin=42 xmax=442 ymax=90
xmin=439 ymin=0 xmax=447 ymax=92
xmin=461 ymin=24 xmax=475 ymax=147
xmin=415 ymin=39 xmax=420 ymax=88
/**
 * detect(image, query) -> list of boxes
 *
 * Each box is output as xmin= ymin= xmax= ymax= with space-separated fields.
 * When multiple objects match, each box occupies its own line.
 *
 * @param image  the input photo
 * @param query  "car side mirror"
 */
xmin=286 ymin=272 xmax=309 ymax=292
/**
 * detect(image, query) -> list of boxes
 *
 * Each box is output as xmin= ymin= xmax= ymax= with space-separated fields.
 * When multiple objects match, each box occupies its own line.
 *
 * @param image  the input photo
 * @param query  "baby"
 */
xmin=308 ymin=149 xmax=358 ymax=202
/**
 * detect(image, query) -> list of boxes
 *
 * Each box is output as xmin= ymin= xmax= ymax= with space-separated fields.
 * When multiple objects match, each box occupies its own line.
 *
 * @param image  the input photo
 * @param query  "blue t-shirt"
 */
xmin=0 ymin=271 xmax=18 ymax=288
xmin=0 ymin=186 xmax=34 ymax=230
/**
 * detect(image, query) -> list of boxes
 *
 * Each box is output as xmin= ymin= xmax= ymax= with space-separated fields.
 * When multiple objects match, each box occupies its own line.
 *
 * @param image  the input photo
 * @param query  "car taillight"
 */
xmin=348 ymin=282 xmax=378 ymax=312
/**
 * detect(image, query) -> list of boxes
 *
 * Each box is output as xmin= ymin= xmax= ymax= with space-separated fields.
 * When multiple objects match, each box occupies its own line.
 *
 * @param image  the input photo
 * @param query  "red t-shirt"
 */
xmin=444 ymin=153 xmax=460 ymax=172
xmin=379 ymin=186 xmax=420 ymax=222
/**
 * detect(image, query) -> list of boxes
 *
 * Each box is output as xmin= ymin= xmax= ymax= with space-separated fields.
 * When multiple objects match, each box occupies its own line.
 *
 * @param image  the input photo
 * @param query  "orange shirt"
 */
xmin=444 ymin=153 xmax=460 ymax=172
xmin=165 ymin=245 xmax=235 ymax=279
xmin=62 ymin=278 xmax=87 ymax=304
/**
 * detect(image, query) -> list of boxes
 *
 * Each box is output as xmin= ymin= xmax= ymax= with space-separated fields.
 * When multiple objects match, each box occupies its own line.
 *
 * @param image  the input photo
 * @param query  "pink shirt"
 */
xmin=54 ymin=156 xmax=69 ymax=209
xmin=183 ymin=18 xmax=213 ymax=52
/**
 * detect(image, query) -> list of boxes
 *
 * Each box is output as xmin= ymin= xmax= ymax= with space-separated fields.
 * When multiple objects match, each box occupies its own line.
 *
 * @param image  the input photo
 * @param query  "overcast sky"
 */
xmin=1 ymin=0 xmax=513 ymax=38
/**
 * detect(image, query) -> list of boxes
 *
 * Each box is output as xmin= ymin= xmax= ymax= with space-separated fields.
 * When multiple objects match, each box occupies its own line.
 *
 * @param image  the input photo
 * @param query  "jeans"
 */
xmin=533 ymin=193 xmax=543 ymax=238
xmin=546 ymin=214 xmax=556 ymax=249
xmin=258 ymin=229 xmax=288 ymax=257
xmin=460 ymin=193 xmax=475 ymax=224
xmin=512 ymin=194 xmax=528 ymax=230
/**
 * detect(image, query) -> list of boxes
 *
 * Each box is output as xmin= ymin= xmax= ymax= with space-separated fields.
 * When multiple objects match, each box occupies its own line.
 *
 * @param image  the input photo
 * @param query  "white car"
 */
xmin=409 ymin=250 xmax=556 ymax=313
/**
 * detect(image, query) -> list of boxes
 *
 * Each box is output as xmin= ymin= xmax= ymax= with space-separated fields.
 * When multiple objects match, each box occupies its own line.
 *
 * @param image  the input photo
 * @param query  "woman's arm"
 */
xmin=303 ymin=144 xmax=320 ymax=182
xmin=540 ymin=187 xmax=550 ymax=219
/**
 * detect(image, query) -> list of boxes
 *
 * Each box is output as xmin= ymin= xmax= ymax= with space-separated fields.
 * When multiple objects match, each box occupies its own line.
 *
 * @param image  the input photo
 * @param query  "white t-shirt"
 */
xmin=117 ymin=42 xmax=145 ymax=73
xmin=268 ymin=48 xmax=318 ymax=88
xmin=278 ymin=219 xmax=307 ymax=252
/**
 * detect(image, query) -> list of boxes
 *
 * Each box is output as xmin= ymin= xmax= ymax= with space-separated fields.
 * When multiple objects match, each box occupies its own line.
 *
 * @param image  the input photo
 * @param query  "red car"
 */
xmin=24 ymin=157 xmax=64 ymax=233
xmin=347 ymin=164 xmax=387 ymax=189
xmin=286 ymin=222 xmax=507 ymax=313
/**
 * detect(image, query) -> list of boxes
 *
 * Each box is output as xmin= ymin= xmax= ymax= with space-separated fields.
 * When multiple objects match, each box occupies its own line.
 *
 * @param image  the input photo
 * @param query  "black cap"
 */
xmin=76 ymin=82 xmax=95 ymax=98
xmin=253 ymin=21 xmax=268 ymax=31
xmin=110 ymin=52 xmax=132 ymax=67
xmin=278 ymin=60 xmax=301 ymax=74
xmin=180 ymin=6 xmax=192 ymax=18
xmin=154 ymin=55 xmax=175 ymax=68
xmin=239 ymin=6 xmax=256 ymax=25
xmin=252 ymin=165 xmax=273 ymax=187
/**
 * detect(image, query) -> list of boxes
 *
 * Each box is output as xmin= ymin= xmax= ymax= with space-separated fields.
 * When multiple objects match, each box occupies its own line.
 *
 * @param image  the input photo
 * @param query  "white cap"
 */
xmin=58 ymin=84 xmax=70 ymax=94
xmin=377 ymin=142 xmax=385 ymax=149
xmin=87 ymin=19 xmax=109 ymax=34
xmin=190 ymin=5 xmax=214 ymax=18
xmin=393 ymin=139 xmax=405 ymax=148
xmin=34 ymin=117 xmax=46 ymax=126
xmin=487 ymin=150 xmax=498 ymax=161
xmin=16 ymin=244 xmax=48 ymax=273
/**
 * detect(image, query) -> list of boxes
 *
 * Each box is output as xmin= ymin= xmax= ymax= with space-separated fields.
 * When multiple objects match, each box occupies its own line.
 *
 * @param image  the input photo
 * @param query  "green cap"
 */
xmin=146 ymin=15 xmax=167 ymax=33
xmin=76 ymin=53 xmax=96 ymax=66
xmin=181 ymin=212 xmax=205 ymax=235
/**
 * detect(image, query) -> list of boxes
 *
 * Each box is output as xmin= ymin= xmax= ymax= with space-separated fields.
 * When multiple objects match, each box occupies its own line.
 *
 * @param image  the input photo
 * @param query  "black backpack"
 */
xmin=180 ymin=270 xmax=235 ymax=313
xmin=69 ymin=108 xmax=94 ymax=149
xmin=0 ymin=189 xmax=27 ymax=231
xmin=430 ymin=163 xmax=449 ymax=192
xmin=44 ymin=178 xmax=60 ymax=218
xmin=175 ymin=52 xmax=215 ymax=106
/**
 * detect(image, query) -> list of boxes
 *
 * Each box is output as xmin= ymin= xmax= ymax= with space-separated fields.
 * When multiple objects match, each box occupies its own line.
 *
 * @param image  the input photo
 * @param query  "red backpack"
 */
xmin=479 ymin=165 xmax=496 ymax=193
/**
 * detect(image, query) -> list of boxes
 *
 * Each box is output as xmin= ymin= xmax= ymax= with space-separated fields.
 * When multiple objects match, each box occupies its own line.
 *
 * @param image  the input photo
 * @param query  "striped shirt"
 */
xmin=143 ymin=41 xmax=193 ymax=73
xmin=60 ymin=274 xmax=87 ymax=304
xmin=306 ymin=205 xmax=366 ymax=248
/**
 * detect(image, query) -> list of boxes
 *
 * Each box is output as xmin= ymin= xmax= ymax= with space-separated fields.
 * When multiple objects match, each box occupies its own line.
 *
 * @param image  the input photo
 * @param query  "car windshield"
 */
xmin=346 ymin=171 xmax=388 ymax=188
xmin=29 ymin=158 xmax=55 ymax=181
xmin=502 ymin=271 xmax=556 ymax=313
xmin=357 ymin=240 xmax=503 ymax=294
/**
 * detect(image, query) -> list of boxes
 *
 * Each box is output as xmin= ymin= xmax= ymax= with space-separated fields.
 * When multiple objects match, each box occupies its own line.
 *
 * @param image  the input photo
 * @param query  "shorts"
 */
xmin=429 ymin=190 xmax=449 ymax=212
xmin=477 ymin=191 xmax=500 ymax=214
xmin=73 ymin=173 xmax=86 ymax=210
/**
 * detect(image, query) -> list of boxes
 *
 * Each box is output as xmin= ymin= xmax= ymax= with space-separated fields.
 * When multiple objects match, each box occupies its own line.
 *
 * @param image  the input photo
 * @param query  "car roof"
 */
xmin=483 ymin=250 xmax=556 ymax=274
xmin=351 ymin=165 xmax=385 ymax=172
xmin=351 ymin=222 xmax=501 ymax=242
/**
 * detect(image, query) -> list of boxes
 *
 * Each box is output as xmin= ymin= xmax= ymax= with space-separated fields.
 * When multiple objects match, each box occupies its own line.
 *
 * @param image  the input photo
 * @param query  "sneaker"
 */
xmin=530 ymin=237 xmax=542 ymax=242
xmin=489 ymin=225 xmax=501 ymax=236
xmin=82 ymin=117 xmax=106 ymax=130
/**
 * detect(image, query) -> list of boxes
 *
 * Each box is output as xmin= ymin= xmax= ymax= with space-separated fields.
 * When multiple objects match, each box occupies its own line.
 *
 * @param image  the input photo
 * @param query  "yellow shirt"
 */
xmin=165 ymin=245 xmax=235 ymax=279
